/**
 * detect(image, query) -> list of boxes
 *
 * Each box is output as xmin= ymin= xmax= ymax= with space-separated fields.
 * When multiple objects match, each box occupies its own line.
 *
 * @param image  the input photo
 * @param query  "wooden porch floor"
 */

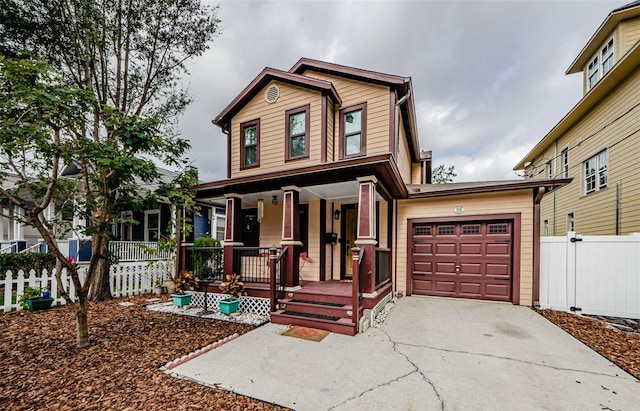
xmin=298 ymin=280 xmax=352 ymax=296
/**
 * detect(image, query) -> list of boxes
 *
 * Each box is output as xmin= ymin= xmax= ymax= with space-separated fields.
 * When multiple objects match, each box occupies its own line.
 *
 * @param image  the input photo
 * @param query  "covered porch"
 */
xmin=189 ymin=157 xmax=403 ymax=334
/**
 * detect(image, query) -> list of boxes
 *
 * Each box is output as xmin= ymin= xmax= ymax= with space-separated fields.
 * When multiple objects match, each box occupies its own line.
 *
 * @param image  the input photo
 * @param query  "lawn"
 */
xmin=0 ymin=294 xmax=287 ymax=410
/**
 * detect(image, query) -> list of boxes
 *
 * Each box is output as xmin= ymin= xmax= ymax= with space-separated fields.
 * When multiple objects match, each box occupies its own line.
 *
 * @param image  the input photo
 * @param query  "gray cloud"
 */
xmin=179 ymin=0 xmax=621 ymax=182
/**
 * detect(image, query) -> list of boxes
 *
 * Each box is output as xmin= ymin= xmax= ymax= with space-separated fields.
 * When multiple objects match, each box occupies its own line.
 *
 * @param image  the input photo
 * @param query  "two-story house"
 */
xmin=515 ymin=1 xmax=640 ymax=236
xmin=194 ymin=58 xmax=562 ymax=334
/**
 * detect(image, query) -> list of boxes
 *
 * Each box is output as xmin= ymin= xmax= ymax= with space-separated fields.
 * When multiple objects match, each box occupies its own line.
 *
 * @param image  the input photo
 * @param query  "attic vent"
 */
xmin=265 ymin=85 xmax=280 ymax=104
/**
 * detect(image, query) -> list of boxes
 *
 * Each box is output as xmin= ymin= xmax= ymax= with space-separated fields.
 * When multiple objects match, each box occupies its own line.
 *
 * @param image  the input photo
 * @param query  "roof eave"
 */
xmin=407 ymin=178 xmax=572 ymax=199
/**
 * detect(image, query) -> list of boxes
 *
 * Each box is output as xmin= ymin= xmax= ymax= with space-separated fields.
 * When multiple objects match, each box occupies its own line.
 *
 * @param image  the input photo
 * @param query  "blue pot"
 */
xmin=171 ymin=292 xmax=193 ymax=307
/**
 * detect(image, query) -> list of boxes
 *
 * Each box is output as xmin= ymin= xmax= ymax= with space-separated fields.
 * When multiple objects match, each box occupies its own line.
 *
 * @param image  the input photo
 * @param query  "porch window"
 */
xmin=584 ymin=149 xmax=607 ymax=194
xmin=340 ymin=103 xmax=367 ymax=158
xmin=241 ymin=119 xmax=260 ymax=169
xmin=242 ymin=208 xmax=259 ymax=248
xmin=286 ymin=105 xmax=310 ymax=161
xmin=144 ymin=210 xmax=160 ymax=241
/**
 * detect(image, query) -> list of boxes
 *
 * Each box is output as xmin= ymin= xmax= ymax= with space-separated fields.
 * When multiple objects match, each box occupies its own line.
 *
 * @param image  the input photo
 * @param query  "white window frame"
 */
xmin=546 ymin=161 xmax=553 ymax=179
xmin=567 ymin=212 xmax=575 ymax=233
xmin=601 ymin=37 xmax=614 ymax=76
xmin=587 ymin=56 xmax=599 ymax=90
xmin=583 ymin=149 xmax=607 ymax=194
xmin=144 ymin=209 xmax=161 ymax=242
xmin=561 ymin=148 xmax=569 ymax=178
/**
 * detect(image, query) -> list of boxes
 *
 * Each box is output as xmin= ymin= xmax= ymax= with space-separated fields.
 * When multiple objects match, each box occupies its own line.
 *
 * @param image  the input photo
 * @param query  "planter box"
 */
xmin=219 ymin=297 xmax=240 ymax=314
xmin=171 ymin=292 xmax=192 ymax=307
xmin=27 ymin=298 xmax=54 ymax=311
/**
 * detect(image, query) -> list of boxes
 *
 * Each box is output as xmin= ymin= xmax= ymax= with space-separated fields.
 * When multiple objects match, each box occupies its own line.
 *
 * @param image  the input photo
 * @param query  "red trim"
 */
xmin=321 ymin=95 xmax=327 ymax=163
xmin=339 ymin=103 xmax=367 ymax=160
xmin=406 ymin=213 xmax=522 ymax=304
xmin=283 ymin=192 xmax=293 ymax=240
xmin=240 ymin=119 xmax=260 ymax=170
xmin=285 ymin=105 xmax=311 ymax=162
xmin=289 ymin=58 xmax=407 ymax=87
xmin=226 ymin=131 xmax=231 ymax=179
xmin=358 ymin=184 xmax=371 ymax=238
xmin=224 ymin=198 xmax=234 ymax=242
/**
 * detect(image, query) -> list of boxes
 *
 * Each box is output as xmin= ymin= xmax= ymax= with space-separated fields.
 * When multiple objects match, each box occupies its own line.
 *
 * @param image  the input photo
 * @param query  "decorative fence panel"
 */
xmin=1 ymin=261 xmax=174 ymax=312
xmin=109 ymin=241 xmax=173 ymax=262
xmin=540 ymin=232 xmax=640 ymax=319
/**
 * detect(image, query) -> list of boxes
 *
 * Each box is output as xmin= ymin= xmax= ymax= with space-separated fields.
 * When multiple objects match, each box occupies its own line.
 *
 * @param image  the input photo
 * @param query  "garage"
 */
xmin=409 ymin=216 xmax=517 ymax=302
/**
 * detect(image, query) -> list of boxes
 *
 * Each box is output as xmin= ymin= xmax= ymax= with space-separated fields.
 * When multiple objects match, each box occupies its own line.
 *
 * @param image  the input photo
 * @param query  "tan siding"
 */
xmin=411 ymin=164 xmax=422 ymax=184
xmin=534 ymin=66 xmax=640 ymax=235
xmin=396 ymin=114 xmax=412 ymax=184
xmin=231 ymin=81 xmax=322 ymax=178
xmin=396 ymin=191 xmax=534 ymax=306
xmin=301 ymin=201 xmax=321 ymax=281
xmin=327 ymin=100 xmax=335 ymax=162
xmin=301 ymin=71 xmax=391 ymax=158
xmin=621 ymin=18 xmax=640 ymax=57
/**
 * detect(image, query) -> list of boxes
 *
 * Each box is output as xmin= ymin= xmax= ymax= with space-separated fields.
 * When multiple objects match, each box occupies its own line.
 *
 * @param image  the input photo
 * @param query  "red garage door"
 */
xmin=410 ymin=220 xmax=513 ymax=302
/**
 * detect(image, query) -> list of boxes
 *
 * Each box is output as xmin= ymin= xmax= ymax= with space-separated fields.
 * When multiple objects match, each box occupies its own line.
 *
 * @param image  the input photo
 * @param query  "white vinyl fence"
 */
xmin=540 ymin=232 xmax=640 ymax=319
xmin=1 ymin=261 xmax=174 ymax=312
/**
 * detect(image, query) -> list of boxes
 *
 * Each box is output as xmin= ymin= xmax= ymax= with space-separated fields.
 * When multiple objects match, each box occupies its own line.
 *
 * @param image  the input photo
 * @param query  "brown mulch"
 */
xmin=538 ymin=309 xmax=640 ymax=380
xmin=0 ymin=295 xmax=288 ymax=410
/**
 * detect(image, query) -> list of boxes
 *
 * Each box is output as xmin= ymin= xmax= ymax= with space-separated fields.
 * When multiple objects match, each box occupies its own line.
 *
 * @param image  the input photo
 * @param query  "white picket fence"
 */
xmin=1 ymin=261 xmax=174 ymax=312
xmin=540 ymin=232 xmax=640 ymax=319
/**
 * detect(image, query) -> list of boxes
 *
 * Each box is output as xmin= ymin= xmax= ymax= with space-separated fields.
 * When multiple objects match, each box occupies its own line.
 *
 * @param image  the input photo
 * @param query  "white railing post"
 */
xmin=3 ymin=271 xmax=12 ymax=312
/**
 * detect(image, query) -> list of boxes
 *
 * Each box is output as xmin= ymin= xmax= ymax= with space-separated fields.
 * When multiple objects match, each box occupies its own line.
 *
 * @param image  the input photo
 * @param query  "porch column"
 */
xmin=223 ymin=194 xmax=243 ymax=276
xmin=355 ymin=176 xmax=378 ymax=295
xmin=280 ymin=186 xmax=301 ymax=290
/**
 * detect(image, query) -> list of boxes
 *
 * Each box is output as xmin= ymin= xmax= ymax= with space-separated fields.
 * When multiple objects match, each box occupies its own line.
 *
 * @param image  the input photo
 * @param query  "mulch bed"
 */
xmin=0 ymin=295 xmax=288 ymax=410
xmin=538 ymin=309 xmax=640 ymax=380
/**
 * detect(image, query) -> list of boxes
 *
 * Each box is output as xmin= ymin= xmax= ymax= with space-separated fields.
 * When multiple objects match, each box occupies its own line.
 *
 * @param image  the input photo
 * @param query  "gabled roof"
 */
xmin=566 ymin=1 xmax=640 ymax=74
xmin=213 ymin=68 xmax=341 ymax=130
xmin=290 ymin=58 xmax=421 ymax=162
xmin=515 ymin=40 xmax=640 ymax=170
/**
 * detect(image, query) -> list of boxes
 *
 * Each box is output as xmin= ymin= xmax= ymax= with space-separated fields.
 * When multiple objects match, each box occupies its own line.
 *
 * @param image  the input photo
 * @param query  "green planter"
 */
xmin=27 ymin=298 xmax=54 ymax=311
xmin=219 ymin=297 xmax=240 ymax=314
xmin=171 ymin=292 xmax=193 ymax=307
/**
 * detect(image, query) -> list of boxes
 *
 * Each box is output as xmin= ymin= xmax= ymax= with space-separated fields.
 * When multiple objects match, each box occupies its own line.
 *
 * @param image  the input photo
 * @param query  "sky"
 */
xmin=177 ymin=0 xmax=623 ymax=183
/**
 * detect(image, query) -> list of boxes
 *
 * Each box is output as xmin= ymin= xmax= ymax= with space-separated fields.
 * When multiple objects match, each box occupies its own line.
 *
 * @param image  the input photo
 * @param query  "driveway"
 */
xmin=172 ymin=296 xmax=639 ymax=410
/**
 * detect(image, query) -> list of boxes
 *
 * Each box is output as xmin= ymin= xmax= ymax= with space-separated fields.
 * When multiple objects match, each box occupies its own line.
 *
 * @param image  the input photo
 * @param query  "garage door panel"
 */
xmin=411 ymin=220 xmax=513 ymax=302
xmin=459 ymin=243 xmax=482 ymax=255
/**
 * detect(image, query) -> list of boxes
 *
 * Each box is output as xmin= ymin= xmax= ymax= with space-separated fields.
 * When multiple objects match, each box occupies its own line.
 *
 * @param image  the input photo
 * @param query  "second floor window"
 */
xmin=286 ymin=105 xmax=310 ymax=161
xmin=241 ymin=119 xmax=260 ymax=169
xmin=340 ymin=103 xmax=367 ymax=158
xmin=584 ymin=149 xmax=607 ymax=194
xmin=602 ymin=38 xmax=614 ymax=75
xmin=561 ymin=148 xmax=569 ymax=178
xmin=587 ymin=56 xmax=599 ymax=90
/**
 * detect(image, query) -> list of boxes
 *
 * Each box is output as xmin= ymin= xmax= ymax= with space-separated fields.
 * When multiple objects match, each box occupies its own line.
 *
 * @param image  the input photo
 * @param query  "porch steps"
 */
xmin=270 ymin=287 xmax=357 ymax=335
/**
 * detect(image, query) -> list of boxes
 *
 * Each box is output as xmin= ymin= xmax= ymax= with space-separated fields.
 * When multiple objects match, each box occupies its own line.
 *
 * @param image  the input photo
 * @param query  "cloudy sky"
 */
xmin=178 ymin=0 xmax=622 ymax=183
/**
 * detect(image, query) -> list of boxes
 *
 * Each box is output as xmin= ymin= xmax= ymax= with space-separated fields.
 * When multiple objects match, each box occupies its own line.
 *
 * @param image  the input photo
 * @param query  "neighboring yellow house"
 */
xmin=515 ymin=1 xmax=640 ymax=236
xmin=194 ymin=58 xmax=560 ymax=334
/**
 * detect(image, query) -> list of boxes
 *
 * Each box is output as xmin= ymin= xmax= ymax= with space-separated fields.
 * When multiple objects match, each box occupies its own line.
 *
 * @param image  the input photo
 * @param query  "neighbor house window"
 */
xmin=241 ymin=119 xmax=260 ymax=169
xmin=583 ymin=149 xmax=607 ymax=194
xmin=587 ymin=56 xmax=599 ymax=90
xmin=543 ymin=219 xmax=549 ymax=236
xmin=285 ymin=105 xmax=310 ymax=161
xmin=144 ymin=210 xmax=160 ymax=241
xmin=546 ymin=161 xmax=553 ymax=179
xmin=567 ymin=212 xmax=575 ymax=232
xmin=340 ymin=103 xmax=367 ymax=158
xmin=602 ymin=38 xmax=614 ymax=75
xmin=561 ymin=148 xmax=569 ymax=178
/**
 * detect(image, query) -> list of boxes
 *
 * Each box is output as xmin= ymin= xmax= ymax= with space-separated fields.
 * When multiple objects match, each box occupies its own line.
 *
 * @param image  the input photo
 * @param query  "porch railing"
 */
xmin=233 ymin=247 xmax=272 ymax=283
xmin=109 ymin=241 xmax=173 ymax=262
xmin=184 ymin=246 xmax=223 ymax=280
xmin=375 ymin=248 xmax=391 ymax=288
xmin=19 ymin=243 xmax=40 ymax=253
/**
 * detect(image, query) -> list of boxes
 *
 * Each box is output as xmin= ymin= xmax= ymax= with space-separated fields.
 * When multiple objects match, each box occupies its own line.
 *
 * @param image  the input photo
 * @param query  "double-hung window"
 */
xmin=602 ymin=38 xmax=614 ymax=75
xmin=285 ymin=105 xmax=310 ymax=161
xmin=340 ymin=103 xmax=367 ymax=158
xmin=241 ymin=119 xmax=260 ymax=169
xmin=584 ymin=149 xmax=607 ymax=194
xmin=561 ymin=148 xmax=569 ymax=178
xmin=587 ymin=56 xmax=599 ymax=90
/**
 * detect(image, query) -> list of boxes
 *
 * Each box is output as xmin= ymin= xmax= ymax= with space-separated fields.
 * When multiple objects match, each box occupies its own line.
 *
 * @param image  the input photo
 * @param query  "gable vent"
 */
xmin=265 ymin=85 xmax=280 ymax=104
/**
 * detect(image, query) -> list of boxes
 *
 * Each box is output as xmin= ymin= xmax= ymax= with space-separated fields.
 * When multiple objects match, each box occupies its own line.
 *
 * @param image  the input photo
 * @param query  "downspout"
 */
xmin=393 ymin=199 xmax=398 ymax=294
xmin=533 ymin=186 xmax=546 ymax=307
xmin=331 ymin=202 xmax=335 ymax=280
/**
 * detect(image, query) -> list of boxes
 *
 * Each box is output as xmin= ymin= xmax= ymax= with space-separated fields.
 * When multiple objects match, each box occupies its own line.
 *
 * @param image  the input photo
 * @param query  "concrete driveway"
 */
xmin=172 ymin=296 xmax=639 ymax=410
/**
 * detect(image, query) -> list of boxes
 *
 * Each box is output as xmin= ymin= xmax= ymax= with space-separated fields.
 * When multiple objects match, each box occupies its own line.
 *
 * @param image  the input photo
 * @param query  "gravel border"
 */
xmin=147 ymin=301 xmax=270 ymax=326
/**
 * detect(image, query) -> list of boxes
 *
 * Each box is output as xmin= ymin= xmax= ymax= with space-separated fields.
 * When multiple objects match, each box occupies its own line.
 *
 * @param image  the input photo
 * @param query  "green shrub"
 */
xmin=0 ymin=253 xmax=57 ymax=280
xmin=193 ymin=236 xmax=220 ymax=248
xmin=192 ymin=236 xmax=222 ymax=279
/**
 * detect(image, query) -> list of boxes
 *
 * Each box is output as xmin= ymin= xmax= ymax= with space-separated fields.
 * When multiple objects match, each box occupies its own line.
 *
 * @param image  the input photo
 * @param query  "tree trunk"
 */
xmin=75 ymin=301 xmax=90 ymax=348
xmin=89 ymin=238 xmax=112 ymax=301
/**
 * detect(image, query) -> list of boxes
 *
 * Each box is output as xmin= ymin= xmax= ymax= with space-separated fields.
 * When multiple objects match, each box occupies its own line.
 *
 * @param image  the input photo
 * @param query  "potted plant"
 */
xmin=19 ymin=286 xmax=54 ymax=311
xmin=171 ymin=270 xmax=198 ymax=307
xmin=153 ymin=278 xmax=165 ymax=295
xmin=218 ymin=274 xmax=245 ymax=314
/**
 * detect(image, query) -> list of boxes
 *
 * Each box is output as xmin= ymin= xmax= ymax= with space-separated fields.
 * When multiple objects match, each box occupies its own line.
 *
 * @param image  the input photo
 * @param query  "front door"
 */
xmin=342 ymin=206 xmax=358 ymax=279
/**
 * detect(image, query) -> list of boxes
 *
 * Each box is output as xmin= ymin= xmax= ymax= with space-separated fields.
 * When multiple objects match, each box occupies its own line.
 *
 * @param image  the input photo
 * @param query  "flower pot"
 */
xmin=171 ymin=292 xmax=192 ymax=307
xmin=27 ymin=298 xmax=54 ymax=311
xmin=219 ymin=297 xmax=240 ymax=314
xmin=164 ymin=280 xmax=176 ymax=295
xmin=154 ymin=285 xmax=164 ymax=295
